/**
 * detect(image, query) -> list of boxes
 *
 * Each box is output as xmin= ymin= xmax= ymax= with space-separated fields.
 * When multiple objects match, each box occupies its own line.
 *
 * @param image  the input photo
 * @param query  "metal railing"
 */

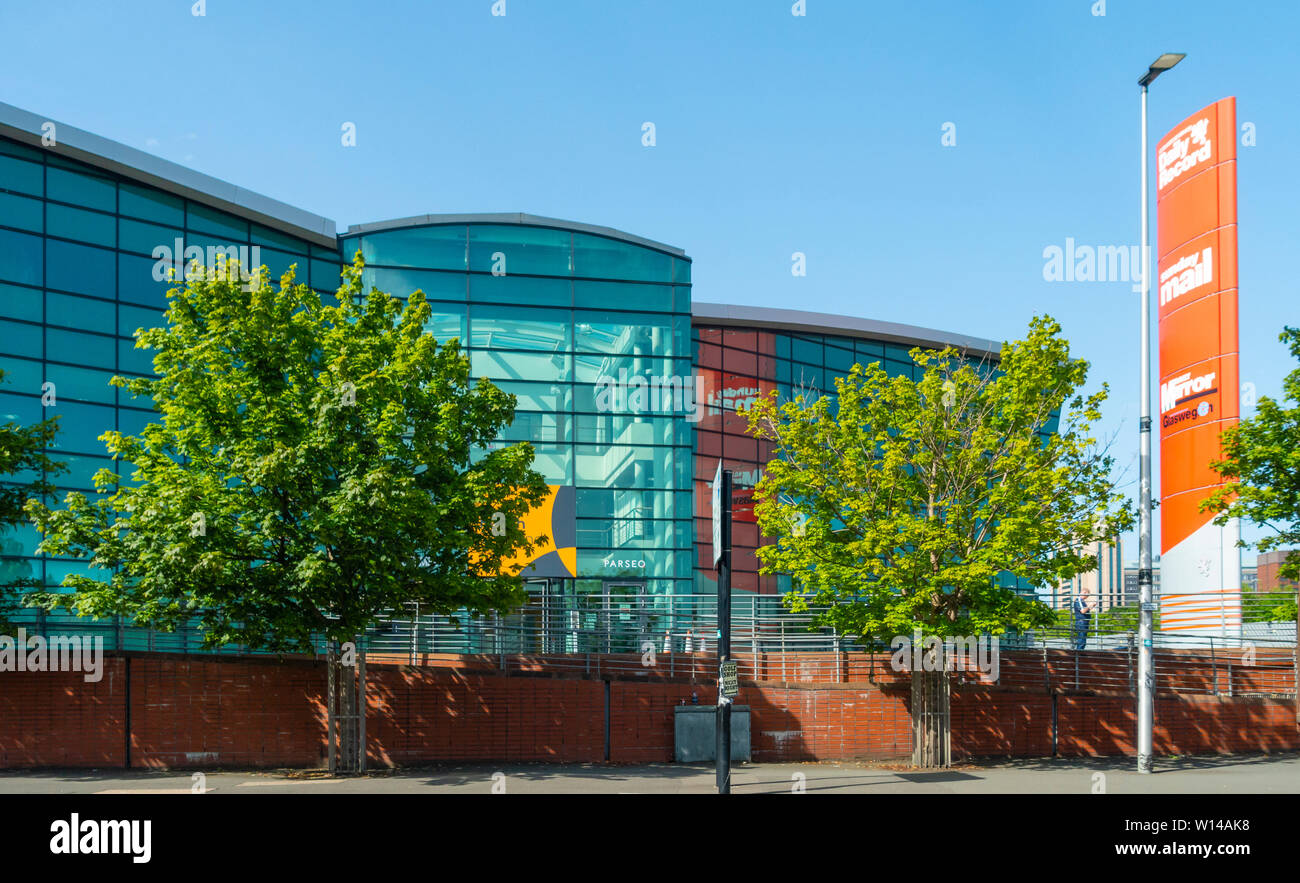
xmin=7 ymin=589 xmax=1295 ymax=698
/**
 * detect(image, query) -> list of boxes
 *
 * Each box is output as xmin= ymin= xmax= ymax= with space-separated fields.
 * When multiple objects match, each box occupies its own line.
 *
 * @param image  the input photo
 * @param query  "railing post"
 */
xmin=1211 ymin=637 xmax=1218 ymax=695
xmin=1127 ymin=631 xmax=1135 ymax=692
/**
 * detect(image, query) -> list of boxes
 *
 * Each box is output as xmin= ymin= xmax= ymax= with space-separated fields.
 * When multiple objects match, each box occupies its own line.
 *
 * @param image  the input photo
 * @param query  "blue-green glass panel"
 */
xmin=47 ymin=328 xmax=114 ymax=369
xmin=46 ymin=203 xmax=115 ymax=247
xmin=469 ymin=273 xmax=570 ymax=307
xmin=359 ymin=226 xmax=466 ymax=270
xmin=572 ymin=233 xmax=673 ymax=283
xmin=470 ymin=305 xmax=569 ymax=351
xmin=467 ymin=225 xmax=571 ymax=276
xmin=117 ymin=304 xmax=164 ymax=339
xmin=0 ymin=229 xmax=42 ymax=286
xmin=116 ymin=407 xmax=155 ymax=436
xmin=470 ymin=349 xmax=570 ymax=383
xmin=0 ymin=356 xmax=40 ymax=392
xmin=310 ymin=258 xmax=341 ymax=291
xmin=573 ymin=281 xmax=671 ymax=313
xmin=44 ymin=362 xmax=116 ymax=405
xmin=363 ymin=267 xmax=465 ymax=301
xmin=422 ymin=302 xmax=466 ymax=344
xmin=49 ymin=453 xmax=113 ymax=489
xmin=493 ymin=380 xmax=568 ymax=412
xmin=45 ymin=400 xmax=115 ymax=452
xmin=0 ymin=319 xmax=41 ymax=359
xmin=186 ymin=203 xmax=248 ymax=241
xmin=118 ymin=339 xmax=155 ymax=375
xmin=119 ymin=218 xmax=182 ymax=257
xmin=46 ymin=240 xmax=114 ymax=298
xmin=0 ymin=191 xmax=42 ymax=232
xmin=572 ymin=310 xmax=671 ymax=356
xmin=0 ymin=283 xmax=41 ymax=322
xmin=118 ymin=254 xmax=171 ymax=309
xmin=0 ymin=139 xmax=43 ymax=162
xmin=0 ymin=155 xmax=43 ymax=197
xmin=251 ymin=224 xmax=308 ymax=255
xmin=119 ymin=183 xmax=183 ymax=226
xmin=673 ymin=258 xmax=691 ymax=285
xmin=46 ymin=167 xmax=114 ymax=212
xmin=47 ymin=292 xmax=114 ymax=333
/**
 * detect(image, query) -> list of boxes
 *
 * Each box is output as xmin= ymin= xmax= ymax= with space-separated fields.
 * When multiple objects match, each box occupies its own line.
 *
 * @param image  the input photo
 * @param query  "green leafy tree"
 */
xmin=743 ymin=316 xmax=1133 ymax=765
xmin=1202 ymin=326 xmax=1300 ymax=620
xmin=26 ymin=255 xmax=550 ymax=654
xmin=0 ymin=368 xmax=66 ymax=631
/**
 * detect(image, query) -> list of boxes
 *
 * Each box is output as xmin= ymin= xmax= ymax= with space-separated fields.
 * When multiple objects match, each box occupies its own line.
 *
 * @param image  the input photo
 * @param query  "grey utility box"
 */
xmin=673 ymin=705 xmax=751 ymax=763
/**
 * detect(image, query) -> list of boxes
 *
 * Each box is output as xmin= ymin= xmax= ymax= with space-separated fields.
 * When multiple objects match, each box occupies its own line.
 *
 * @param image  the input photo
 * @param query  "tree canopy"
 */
xmin=26 ymin=255 xmax=549 ymax=651
xmin=742 ymin=315 xmax=1134 ymax=642
xmin=1203 ymin=325 xmax=1300 ymax=616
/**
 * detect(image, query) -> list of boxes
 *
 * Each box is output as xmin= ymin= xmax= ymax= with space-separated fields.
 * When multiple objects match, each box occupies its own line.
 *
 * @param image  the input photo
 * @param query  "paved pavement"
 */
xmin=2 ymin=753 xmax=1298 ymax=794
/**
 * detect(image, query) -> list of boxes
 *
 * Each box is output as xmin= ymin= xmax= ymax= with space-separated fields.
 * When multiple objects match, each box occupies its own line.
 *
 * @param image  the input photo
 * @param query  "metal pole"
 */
xmin=1137 ymin=80 xmax=1155 ymax=775
xmin=716 ymin=469 xmax=732 ymax=795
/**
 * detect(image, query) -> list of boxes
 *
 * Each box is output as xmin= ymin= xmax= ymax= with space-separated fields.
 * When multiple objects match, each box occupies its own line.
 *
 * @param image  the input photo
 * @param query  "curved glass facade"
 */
xmin=341 ymin=222 xmax=696 ymax=604
xmin=0 ymin=109 xmax=1015 ymax=652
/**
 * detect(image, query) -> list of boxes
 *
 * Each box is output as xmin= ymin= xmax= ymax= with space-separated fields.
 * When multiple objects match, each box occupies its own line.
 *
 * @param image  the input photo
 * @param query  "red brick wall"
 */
xmin=0 ymin=651 xmax=1294 ymax=769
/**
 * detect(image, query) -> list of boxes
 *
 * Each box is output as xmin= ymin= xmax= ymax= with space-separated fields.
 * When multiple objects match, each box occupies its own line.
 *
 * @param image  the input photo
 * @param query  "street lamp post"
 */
xmin=1136 ymin=52 xmax=1184 ymax=775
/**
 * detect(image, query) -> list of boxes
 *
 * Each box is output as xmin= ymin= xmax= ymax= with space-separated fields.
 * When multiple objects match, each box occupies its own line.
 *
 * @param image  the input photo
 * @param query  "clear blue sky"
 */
xmin=3 ymin=0 xmax=1296 ymax=563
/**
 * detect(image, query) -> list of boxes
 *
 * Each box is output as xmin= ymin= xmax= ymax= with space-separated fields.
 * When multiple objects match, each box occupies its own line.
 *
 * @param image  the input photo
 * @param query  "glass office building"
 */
xmin=0 ymin=102 xmax=1008 ymax=649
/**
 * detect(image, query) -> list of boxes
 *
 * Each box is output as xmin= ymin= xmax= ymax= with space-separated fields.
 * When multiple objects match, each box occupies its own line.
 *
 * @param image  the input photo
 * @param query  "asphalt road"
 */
xmin=2 ymin=753 xmax=1298 ymax=794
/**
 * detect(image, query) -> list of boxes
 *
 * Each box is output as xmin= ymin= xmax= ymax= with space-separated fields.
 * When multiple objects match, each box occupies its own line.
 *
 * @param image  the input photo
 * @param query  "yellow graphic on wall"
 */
xmin=497 ymin=484 xmax=577 ymax=579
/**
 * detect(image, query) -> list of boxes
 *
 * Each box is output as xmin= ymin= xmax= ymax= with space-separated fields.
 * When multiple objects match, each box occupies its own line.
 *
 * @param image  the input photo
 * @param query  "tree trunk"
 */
xmin=911 ymin=667 xmax=951 ymax=768
xmin=327 ymin=640 xmax=365 ymax=774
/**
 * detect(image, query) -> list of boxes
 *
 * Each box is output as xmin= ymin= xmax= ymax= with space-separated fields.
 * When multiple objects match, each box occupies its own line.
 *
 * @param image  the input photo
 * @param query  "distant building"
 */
xmin=1056 ymin=538 xmax=1125 ymax=611
xmin=1242 ymin=565 xmax=1258 ymax=592
xmin=1257 ymin=550 xmax=1299 ymax=594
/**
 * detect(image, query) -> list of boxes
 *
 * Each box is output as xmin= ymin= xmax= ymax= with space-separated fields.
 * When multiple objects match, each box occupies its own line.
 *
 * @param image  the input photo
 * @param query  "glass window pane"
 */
xmin=470 ymin=349 xmax=570 ymax=383
xmin=46 ymin=203 xmax=115 ymax=247
xmin=186 ymin=203 xmax=248 ymax=241
xmin=0 ymin=391 xmax=40 ymax=426
xmin=118 ymin=303 xmax=164 ymax=339
xmin=470 ymin=305 xmax=569 ymax=351
xmin=45 ymin=400 xmax=115 ymax=452
xmin=469 ymin=273 xmax=569 ymax=307
xmin=0 ymin=283 xmax=41 ymax=322
xmin=116 ymin=407 xmax=155 ymax=436
xmin=0 ymin=139 xmax=43 ymax=161
xmin=467 ymin=225 xmax=571 ymax=276
xmin=310 ymin=258 xmax=341 ymax=292
xmin=47 ymin=328 xmax=114 ymax=368
xmin=573 ymin=281 xmax=671 ymax=313
xmin=0 ymin=155 xmax=43 ymax=197
xmin=120 ymin=218 xmax=182 ymax=257
xmin=0 ymin=319 xmax=42 ymax=359
xmin=44 ymin=362 xmax=116 ymax=404
xmin=0 ymin=191 xmax=42 ymax=232
xmin=118 ymin=253 xmax=172 ymax=309
xmin=47 ymin=292 xmax=114 ymax=333
xmin=119 ymin=183 xmax=183 ymax=226
xmin=572 ymin=233 xmax=673 ymax=283
xmin=361 ymin=267 xmax=465 ymax=301
xmin=493 ymin=380 xmax=568 ymax=412
xmin=118 ymin=339 xmax=155 ymax=375
xmin=422 ymin=302 xmax=466 ymax=344
xmin=0 ymin=229 xmax=42 ymax=287
xmin=251 ymin=224 xmax=308 ymax=254
xmin=0 ymin=356 xmax=40 ymax=395
xmin=46 ymin=167 xmax=115 ymax=212
xmin=49 ymin=453 xmax=113 ymax=489
xmin=46 ymin=240 xmax=114 ymax=298
xmin=359 ymin=226 xmax=466 ymax=270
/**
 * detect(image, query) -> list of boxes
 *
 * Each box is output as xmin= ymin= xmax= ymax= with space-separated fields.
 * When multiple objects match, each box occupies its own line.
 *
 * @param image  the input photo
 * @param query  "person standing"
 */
xmin=1071 ymin=589 xmax=1094 ymax=650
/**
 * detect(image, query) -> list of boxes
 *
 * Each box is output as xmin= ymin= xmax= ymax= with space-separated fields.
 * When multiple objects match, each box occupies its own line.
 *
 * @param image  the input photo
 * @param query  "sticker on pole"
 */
xmin=719 ymin=659 xmax=738 ymax=698
xmin=712 ymin=459 xmax=724 ymax=568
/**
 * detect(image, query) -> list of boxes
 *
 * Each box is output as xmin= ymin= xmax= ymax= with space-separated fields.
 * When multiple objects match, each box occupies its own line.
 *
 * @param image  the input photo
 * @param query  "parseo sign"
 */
xmin=1155 ymin=97 xmax=1242 ymax=636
